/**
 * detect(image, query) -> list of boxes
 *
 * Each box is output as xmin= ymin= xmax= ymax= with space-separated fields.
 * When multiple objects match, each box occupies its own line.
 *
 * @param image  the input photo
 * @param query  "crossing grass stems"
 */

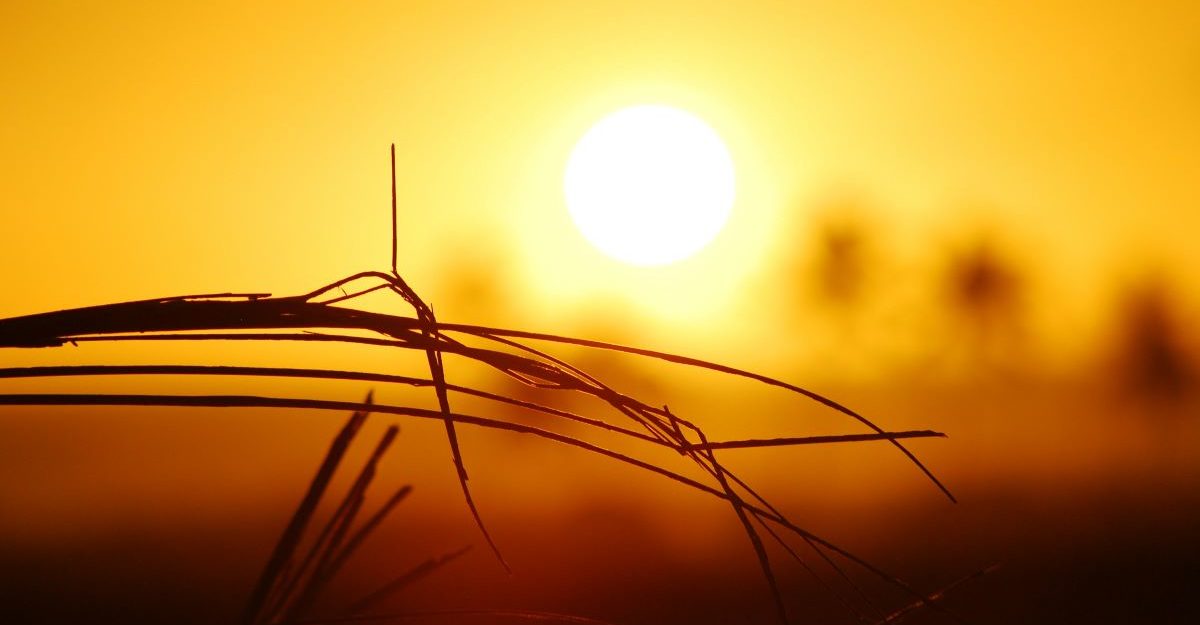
xmin=0 ymin=145 xmax=990 ymax=624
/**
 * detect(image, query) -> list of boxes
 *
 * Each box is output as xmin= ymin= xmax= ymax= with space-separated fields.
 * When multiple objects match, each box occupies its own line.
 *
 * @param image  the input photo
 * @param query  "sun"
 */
xmin=564 ymin=105 xmax=736 ymax=266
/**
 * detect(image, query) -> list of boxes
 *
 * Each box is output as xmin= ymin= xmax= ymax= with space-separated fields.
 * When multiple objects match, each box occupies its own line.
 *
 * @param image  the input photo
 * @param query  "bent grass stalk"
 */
xmin=0 ymin=144 xmax=973 ymax=624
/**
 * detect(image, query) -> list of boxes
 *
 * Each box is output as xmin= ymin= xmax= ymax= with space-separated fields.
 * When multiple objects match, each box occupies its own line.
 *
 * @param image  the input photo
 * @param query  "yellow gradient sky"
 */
xmin=2 ymin=0 xmax=1198 ymax=371
xmin=3 ymin=7 xmax=1200 ymax=605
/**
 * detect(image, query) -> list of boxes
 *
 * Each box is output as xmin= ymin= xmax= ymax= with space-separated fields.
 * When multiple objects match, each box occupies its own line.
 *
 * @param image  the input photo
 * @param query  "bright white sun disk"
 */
xmin=564 ymin=105 xmax=735 ymax=266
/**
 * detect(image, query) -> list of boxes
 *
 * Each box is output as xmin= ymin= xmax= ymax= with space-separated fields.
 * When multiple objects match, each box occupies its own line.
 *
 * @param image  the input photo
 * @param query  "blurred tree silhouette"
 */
xmin=1114 ymin=276 xmax=1194 ymax=400
xmin=936 ymin=234 xmax=1030 ymax=377
xmin=947 ymin=239 xmax=1021 ymax=329
xmin=812 ymin=217 xmax=871 ymax=307
xmin=434 ymin=234 xmax=515 ymax=325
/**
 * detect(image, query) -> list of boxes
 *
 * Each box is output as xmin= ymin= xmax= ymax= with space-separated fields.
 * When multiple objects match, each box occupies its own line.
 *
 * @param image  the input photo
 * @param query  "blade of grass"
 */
xmin=0 ymin=366 xmax=945 ymax=452
xmin=669 ymin=412 xmax=787 ymax=625
xmin=873 ymin=564 xmax=1001 ymax=625
xmin=0 ymin=365 xmax=664 ymax=445
xmin=689 ymin=431 xmax=946 ymax=450
xmin=322 ymin=485 xmax=413 ymax=585
xmin=272 ymin=426 xmax=398 ymax=622
xmin=346 ymin=545 xmax=472 ymax=615
xmin=753 ymin=515 xmax=879 ymax=625
xmin=292 ymin=426 xmax=400 ymax=619
xmin=242 ymin=392 xmax=372 ymax=625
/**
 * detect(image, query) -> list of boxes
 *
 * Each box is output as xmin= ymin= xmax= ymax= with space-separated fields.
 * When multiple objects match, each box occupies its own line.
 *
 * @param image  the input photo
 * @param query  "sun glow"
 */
xmin=564 ymin=105 xmax=736 ymax=266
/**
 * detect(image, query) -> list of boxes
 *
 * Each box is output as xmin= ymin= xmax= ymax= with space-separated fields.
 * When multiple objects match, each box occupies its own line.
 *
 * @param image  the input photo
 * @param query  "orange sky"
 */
xmin=3 ymin=1 xmax=1198 ymax=505
xmin=2 ymin=1 xmax=1197 ymax=369
xmin=2 ymin=7 xmax=1200 ymax=622
xmin=0 ymin=0 xmax=1198 ymax=498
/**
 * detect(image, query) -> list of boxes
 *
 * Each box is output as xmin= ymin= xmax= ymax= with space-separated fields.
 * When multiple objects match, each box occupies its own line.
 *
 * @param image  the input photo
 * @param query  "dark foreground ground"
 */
xmin=3 ymin=382 xmax=1198 ymax=624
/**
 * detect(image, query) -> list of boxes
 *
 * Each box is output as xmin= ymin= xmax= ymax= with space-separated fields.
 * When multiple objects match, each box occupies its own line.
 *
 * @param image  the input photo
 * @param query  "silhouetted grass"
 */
xmin=0 ymin=144 xmax=967 ymax=624
xmin=242 ymin=393 xmax=373 ymax=624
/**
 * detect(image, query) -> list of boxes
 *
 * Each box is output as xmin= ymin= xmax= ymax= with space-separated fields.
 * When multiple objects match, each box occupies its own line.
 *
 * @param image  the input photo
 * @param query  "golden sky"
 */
xmin=2 ymin=0 xmax=1198 ymax=370
xmin=3 ymin=8 xmax=1200 ymax=619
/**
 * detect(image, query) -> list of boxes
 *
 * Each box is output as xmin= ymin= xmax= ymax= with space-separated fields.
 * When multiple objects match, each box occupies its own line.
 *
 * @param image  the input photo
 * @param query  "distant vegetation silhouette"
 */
xmin=1113 ymin=275 xmax=1194 ymax=400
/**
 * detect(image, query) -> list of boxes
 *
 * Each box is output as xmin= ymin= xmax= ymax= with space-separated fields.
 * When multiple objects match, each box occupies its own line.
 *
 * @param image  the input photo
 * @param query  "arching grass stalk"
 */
xmin=0 ymin=145 xmax=963 ymax=624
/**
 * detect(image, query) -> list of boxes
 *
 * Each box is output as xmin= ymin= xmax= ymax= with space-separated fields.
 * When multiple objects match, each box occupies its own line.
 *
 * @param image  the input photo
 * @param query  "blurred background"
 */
xmin=2 ymin=1 xmax=1198 ymax=623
